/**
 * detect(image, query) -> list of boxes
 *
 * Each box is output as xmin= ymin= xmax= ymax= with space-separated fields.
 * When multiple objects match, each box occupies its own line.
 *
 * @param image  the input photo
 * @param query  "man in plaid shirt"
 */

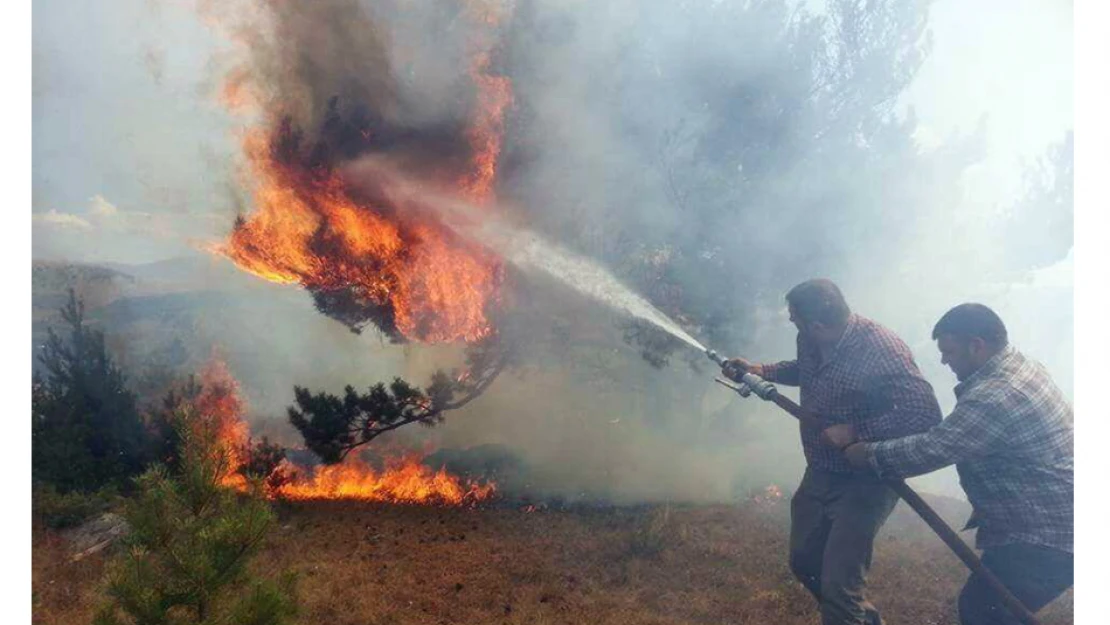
xmin=724 ymin=279 xmax=942 ymax=625
xmin=845 ymin=303 xmax=1074 ymax=625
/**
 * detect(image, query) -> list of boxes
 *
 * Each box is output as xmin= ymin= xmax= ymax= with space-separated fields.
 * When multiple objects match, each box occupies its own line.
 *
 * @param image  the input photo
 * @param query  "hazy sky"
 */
xmin=32 ymin=0 xmax=234 ymax=263
xmin=901 ymin=0 xmax=1073 ymax=207
xmin=31 ymin=0 xmax=1073 ymax=266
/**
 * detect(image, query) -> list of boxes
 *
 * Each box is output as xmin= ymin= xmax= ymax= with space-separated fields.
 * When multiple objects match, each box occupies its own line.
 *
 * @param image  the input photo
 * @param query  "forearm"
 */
xmin=864 ymin=401 xmax=997 ymax=478
xmin=758 ymin=360 xmax=800 ymax=386
xmin=864 ymin=434 xmax=958 ymax=478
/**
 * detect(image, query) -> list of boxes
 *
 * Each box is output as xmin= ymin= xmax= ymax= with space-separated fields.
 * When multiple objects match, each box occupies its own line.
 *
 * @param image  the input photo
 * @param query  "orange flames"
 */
xmin=459 ymin=0 xmax=514 ymax=204
xmin=275 ymin=454 xmax=496 ymax=505
xmin=192 ymin=356 xmax=495 ymax=506
xmin=212 ymin=1 xmax=514 ymax=343
xmin=222 ymin=138 xmax=503 ymax=342
xmin=750 ymin=484 xmax=784 ymax=507
xmin=184 ymin=356 xmax=251 ymax=490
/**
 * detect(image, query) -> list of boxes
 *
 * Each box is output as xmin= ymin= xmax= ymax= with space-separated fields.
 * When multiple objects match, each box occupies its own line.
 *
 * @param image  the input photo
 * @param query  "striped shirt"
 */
xmin=760 ymin=314 xmax=942 ymax=473
xmin=865 ymin=346 xmax=1074 ymax=553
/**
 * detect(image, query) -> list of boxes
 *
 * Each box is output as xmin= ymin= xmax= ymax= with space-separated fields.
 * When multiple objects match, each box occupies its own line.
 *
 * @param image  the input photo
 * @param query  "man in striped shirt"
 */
xmin=724 ymin=279 xmax=942 ymax=625
xmin=844 ymin=303 xmax=1073 ymax=625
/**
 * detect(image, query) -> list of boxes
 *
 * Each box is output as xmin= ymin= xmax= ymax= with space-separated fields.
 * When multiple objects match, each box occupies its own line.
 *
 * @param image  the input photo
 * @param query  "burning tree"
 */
xmin=210 ymin=0 xmax=512 ymax=345
xmin=197 ymin=0 xmax=521 ymax=462
xmin=152 ymin=354 xmax=499 ymax=505
xmin=149 ymin=356 xmax=294 ymax=492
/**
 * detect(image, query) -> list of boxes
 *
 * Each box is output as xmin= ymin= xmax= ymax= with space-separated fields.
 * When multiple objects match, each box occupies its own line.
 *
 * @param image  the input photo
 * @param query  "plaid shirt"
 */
xmin=761 ymin=314 xmax=942 ymax=474
xmin=865 ymin=346 xmax=1074 ymax=553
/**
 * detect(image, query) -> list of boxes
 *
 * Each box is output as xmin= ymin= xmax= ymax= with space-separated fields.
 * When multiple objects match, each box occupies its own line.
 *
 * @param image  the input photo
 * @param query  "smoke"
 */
xmin=207 ymin=0 xmax=397 ymax=127
xmin=434 ymin=0 xmax=1069 ymax=500
xmin=203 ymin=0 xmax=500 ymax=172
xmin=32 ymin=0 xmax=1073 ymax=502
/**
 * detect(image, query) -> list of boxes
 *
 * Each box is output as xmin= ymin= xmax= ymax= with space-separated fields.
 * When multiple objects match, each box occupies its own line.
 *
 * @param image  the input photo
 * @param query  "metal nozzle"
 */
xmin=705 ymin=349 xmax=725 ymax=367
xmin=714 ymin=376 xmax=752 ymax=398
xmin=738 ymin=372 xmax=777 ymax=400
xmin=707 ymin=348 xmax=776 ymax=400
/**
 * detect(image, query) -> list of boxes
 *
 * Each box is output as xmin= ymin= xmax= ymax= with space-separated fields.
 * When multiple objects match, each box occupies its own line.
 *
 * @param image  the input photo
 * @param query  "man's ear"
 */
xmin=968 ymin=336 xmax=988 ymax=358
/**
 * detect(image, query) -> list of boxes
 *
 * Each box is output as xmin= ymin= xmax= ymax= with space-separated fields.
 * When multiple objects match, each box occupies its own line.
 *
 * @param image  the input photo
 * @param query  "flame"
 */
xmin=186 ymin=355 xmax=251 ymax=489
xmin=275 ymin=454 xmax=496 ymax=505
xmin=211 ymin=1 xmax=514 ymax=343
xmin=195 ymin=1 xmax=509 ymax=501
xmin=459 ymin=0 xmax=514 ymax=204
xmin=192 ymin=356 xmax=496 ymax=505
xmin=751 ymin=484 xmax=784 ymax=506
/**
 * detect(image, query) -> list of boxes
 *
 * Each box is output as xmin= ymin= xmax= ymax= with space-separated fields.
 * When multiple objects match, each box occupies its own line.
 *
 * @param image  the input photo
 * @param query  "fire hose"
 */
xmin=704 ymin=349 xmax=1041 ymax=625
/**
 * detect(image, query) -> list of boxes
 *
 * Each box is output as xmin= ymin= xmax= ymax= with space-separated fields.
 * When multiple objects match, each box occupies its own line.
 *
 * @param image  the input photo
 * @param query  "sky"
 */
xmin=32 ymin=0 xmax=235 ymax=263
xmin=901 ymin=0 xmax=1073 ymax=207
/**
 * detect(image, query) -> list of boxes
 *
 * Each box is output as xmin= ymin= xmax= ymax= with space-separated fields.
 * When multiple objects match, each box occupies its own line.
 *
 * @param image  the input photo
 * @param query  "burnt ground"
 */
xmin=33 ymin=498 xmax=1073 ymax=625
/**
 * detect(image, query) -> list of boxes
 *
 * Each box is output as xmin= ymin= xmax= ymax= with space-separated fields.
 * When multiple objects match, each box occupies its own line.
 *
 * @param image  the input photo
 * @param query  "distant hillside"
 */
xmin=32 ymin=260 xmax=132 ymax=291
xmin=32 ymin=256 xmax=252 ymax=388
xmin=99 ymin=255 xmax=259 ymax=293
xmin=32 ymin=260 xmax=135 ymax=312
xmin=31 ymin=255 xmax=400 ymax=424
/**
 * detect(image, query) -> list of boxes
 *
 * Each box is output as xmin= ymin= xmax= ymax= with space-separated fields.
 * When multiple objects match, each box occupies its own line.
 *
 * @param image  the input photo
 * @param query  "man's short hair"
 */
xmin=785 ymin=279 xmax=851 ymax=326
xmin=932 ymin=303 xmax=1009 ymax=348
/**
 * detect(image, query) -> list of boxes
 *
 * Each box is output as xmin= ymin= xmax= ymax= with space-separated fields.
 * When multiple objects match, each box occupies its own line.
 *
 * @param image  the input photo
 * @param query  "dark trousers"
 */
xmin=959 ymin=543 xmax=1073 ymax=625
xmin=790 ymin=468 xmax=899 ymax=625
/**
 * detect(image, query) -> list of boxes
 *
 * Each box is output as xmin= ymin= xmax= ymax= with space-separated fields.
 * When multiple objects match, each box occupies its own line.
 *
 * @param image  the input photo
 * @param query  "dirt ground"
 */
xmin=33 ymin=498 xmax=1073 ymax=625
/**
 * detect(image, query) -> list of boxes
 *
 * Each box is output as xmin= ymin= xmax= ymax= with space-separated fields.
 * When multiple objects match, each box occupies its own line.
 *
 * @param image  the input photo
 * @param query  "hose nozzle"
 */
xmin=737 ymin=371 xmax=778 ymax=400
xmin=706 ymin=348 xmax=778 ymax=401
xmin=705 ymin=349 xmax=725 ymax=367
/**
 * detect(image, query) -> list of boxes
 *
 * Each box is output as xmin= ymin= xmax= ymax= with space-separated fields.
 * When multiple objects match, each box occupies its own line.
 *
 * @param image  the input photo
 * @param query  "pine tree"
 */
xmin=32 ymin=289 xmax=148 ymax=492
xmin=93 ymin=405 xmax=297 ymax=625
xmin=288 ymin=333 xmax=506 ymax=462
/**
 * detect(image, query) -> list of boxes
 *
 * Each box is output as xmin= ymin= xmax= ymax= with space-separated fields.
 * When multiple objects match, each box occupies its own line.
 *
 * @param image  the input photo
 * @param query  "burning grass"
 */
xmin=273 ymin=455 xmax=497 ymax=505
xmin=33 ymin=497 xmax=1074 ymax=625
xmin=187 ymin=353 xmax=498 ymax=506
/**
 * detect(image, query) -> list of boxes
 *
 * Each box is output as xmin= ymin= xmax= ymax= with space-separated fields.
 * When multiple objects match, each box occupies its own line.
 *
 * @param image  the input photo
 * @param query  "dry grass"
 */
xmin=32 ymin=523 xmax=110 ymax=625
xmin=33 ymin=499 xmax=1073 ymax=625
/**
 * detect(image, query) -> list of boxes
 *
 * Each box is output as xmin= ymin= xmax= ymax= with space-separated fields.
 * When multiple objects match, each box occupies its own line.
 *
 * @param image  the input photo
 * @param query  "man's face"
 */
xmin=789 ymin=304 xmax=833 ymax=344
xmin=936 ymin=334 xmax=980 ymax=382
xmin=788 ymin=304 xmax=808 ymax=338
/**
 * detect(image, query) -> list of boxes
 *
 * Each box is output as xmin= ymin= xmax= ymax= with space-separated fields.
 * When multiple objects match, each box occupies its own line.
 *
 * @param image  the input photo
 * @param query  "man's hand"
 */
xmin=821 ymin=424 xmax=857 ymax=449
xmin=844 ymin=442 xmax=871 ymax=469
xmin=722 ymin=357 xmax=761 ymax=382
